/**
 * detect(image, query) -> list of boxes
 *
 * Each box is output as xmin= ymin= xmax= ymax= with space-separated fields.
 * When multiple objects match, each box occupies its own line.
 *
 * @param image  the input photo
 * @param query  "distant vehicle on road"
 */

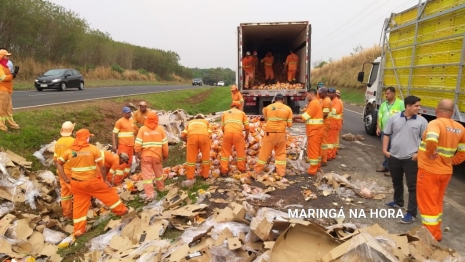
xmin=192 ymin=78 xmax=203 ymax=86
xmin=217 ymin=81 xmax=225 ymax=86
xmin=35 ymin=69 xmax=84 ymax=91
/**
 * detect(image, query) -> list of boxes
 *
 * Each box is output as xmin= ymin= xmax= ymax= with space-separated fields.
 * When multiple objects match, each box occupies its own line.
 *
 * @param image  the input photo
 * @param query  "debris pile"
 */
xmin=342 ymin=133 xmax=366 ymax=141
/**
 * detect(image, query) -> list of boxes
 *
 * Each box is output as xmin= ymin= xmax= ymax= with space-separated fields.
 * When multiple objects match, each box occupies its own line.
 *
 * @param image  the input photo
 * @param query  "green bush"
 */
xmin=111 ymin=64 xmax=125 ymax=73
xmin=138 ymin=68 xmax=148 ymax=75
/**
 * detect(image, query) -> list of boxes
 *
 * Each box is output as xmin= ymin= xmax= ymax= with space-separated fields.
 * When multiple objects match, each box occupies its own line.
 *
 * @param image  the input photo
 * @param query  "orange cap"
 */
xmin=75 ymin=129 xmax=94 ymax=139
xmin=231 ymin=101 xmax=241 ymax=108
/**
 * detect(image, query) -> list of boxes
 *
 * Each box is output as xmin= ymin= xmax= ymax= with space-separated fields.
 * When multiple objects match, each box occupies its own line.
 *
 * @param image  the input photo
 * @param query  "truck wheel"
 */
xmin=364 ymin=105 xmax=377 ymax=136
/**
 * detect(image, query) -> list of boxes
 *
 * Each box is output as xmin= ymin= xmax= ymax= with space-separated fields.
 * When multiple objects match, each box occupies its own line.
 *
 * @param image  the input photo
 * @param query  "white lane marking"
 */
xmin=344 ymin=108 xmax=363 ymax=115
xmin=27 ymin=93 xmax=62 ymax=97
xmin=13 ymin=88 xmax=193 ymax=109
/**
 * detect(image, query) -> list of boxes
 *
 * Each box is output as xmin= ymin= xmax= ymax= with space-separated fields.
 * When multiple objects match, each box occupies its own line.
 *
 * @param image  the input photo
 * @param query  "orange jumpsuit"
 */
xmin=0 ymin=65 xmax=19 ymax=131
xmin=113 ymin=117 xmax=135 ymax=172
xmin=182 ymin=119 xmax=212 ymax=179
xmin=231 ymin=91 xmax=244 ymax=111
xmin=132 ymin=109 xmax=152 ymax=134
xmin=54 ymin=136 xmax=75 ymax=218
xmin=320 ymin=97 xmax=332 ymax=164
xmin=327 ymin=97 xmax=343 ymax=160
xmin=261 ymin=56 xmax=274 ymax=80
xmin=301 ymin=99 xmax=324 ymax=175
xmin=335 ymin=98 xmax=344 ymax=153
xmin=242 ymin=56 xmax=254 ymax=88
xmin=220 ymin=108 xmax=250 ymax=174
xmin=96 ymin=150 xmax=127 ymax=186
xmin=285 ymin=53 xmax=299 ymax=82
xmin=254 ymin=101 xmax=293 ymax=176
xmin=417 ymin=118 xmax=465 ymax=241
xmin=58 ymin=144 xmax=127 ymax=236
xmin=135 ymin=124 xmax=169 ymax=197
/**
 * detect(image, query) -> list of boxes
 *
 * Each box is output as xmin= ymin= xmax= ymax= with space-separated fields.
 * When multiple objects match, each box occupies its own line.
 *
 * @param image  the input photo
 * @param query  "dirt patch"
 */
xmin=184 ymin=89 xmax=211 ymax=104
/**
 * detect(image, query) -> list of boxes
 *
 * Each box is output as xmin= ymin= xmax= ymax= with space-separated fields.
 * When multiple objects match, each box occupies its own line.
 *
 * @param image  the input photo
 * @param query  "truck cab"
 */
xmin=357 ymin=57 xmax=382 ymax=135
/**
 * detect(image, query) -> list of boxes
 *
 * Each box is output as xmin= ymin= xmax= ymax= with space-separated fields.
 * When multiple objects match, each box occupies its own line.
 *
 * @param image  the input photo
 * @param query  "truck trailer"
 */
xmin=358 ymin=0 xmax=465 ymax=135
xmin=237 ymin=21 xmax=311 ymax=115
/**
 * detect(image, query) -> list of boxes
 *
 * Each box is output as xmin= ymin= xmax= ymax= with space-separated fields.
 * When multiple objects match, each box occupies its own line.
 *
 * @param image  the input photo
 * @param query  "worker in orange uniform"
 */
xmin=254 ymin=94 xmax=293 ymax=177
xmin=293 ymin=89 xmax=324 ymax=175
xmin=181 ymin=114 xmax=212 ymax=184
xmin=261 ymin=52 xmax=274 ymax=85
xmin=112 ymin=107 xmax=135 ymax=174
xmin=0 ymin=49 xmax=20 ymax=132
xmin=242 ymin=51 xmax=254 ymax=89
xmin=96 ymin=151 xmax=130 ymax=186
xmin=220 ymin=101 xmax=250 ymax=176
xmin=284 ymin=50 xmax=298 ymax=84
xmin=327 ymin=88 xmax=343 ymax=160
xmin=230 ymin=85 xmax=244 ymax=111
xmin=133 ymin=101 xmax=153 ymax=134
xmin=334 ymin=90 xmax=344 ymax=154
xmin=135 ymin=112 xmax=169 ymax=201
xmin=416 ymin=99 xmax=465 ymax=241
xmin=57 ymin=129 xmax=128 ymax=237
xmin=318 ymin=88 xmax=332 ymax=166
xmin=252 ymin=51 xmax=259 ymax=75
xmin=53 ymin=121 xmax=76 ymax=220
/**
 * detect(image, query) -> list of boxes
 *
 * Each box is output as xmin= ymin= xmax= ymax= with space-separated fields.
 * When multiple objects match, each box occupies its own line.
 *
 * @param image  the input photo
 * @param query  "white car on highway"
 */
xmin=217 ymin=81 xmax=225 ymax=86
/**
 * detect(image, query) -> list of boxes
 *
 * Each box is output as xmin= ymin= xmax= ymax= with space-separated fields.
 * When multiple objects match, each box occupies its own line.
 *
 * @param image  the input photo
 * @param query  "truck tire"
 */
xmin=364 ymin=104 xmax=377 ymax=136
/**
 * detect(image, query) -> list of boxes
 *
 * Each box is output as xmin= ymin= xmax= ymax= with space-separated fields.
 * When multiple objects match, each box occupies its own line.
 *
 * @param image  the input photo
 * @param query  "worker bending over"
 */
xmin=230 ymin=85 xmax=244 ymax=111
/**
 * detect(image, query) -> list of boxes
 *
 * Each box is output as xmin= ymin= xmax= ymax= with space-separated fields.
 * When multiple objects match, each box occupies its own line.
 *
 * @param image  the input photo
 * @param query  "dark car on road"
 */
xmin=35 ymin=69 xmax=84 ymax=91
xmin=192 ymin=78 xmax=203 ymax=86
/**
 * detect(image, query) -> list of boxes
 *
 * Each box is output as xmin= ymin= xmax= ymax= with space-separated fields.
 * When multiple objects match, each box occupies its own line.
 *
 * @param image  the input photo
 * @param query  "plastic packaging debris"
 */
xmin=0 ymin=202 xmax=14 ymax=217
xmin=17 ymin=175 xmax=40 ymax=209
xmin=339 ymin=231 xmax=399 ymax=262
xmin=57 ymin=234 xmax=75 ymax=249
xmin=0 ymin=152 xmax=10 ymax=175
xmin=335 ymin=187 xmax=356 ymax=198
xmin=32 ymin=141 xmax=56 ymax=166
xmin=37 ymin=170 xmax=57 ymax=186
xmin=181 ymin=179 xmax=196 ymax=188
xmin=250 ymin=207 xmax=288 ymax=234
xmin=210 ymin=222 xmax=250 ymax=239
xmin=129 ymin=239 xmax=170 ymax=258
xmin=180 ymin=218 xmax=217 ymax=243
xmin=130 ymin=155 xmax=139 ymax=173
xmin=43 ymin=228 xmax=66 ymax=244
xmin=210 ymin=243 xmax=244 ymax=262
xmin=89 ymin=223 xmax=125 ymax=251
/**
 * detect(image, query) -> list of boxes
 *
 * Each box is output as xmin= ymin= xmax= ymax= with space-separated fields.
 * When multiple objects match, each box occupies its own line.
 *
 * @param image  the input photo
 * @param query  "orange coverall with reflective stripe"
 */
xmin=320 ymin=97 xmax=332 ymax=164
xmin=261 ymin=56 xmax=274 ymax=80
xmin=95 ymin=150 xmax=126 ymax=186
xmin=58 ymin=145 xmax=127 ymax=236
xmin=285 ymin=54 xmax=298 ymax=81
xmin=335 ymin=99 xmax=344 ymax=153
xmin=301 ymin=99 xmax=324 ymax=175
xmin=113 ymin=117 xmax=135 ymax=171
xmin=182 ymin=119 xmax=212 ymax=179
xmin=417 ymin=118 xmax=465 ymax=241
xmin=242 ymin=56 xmax=254 ymax=88
xmin=132 ymin=109 xmax=153 ymax=134
xmin=220 ymin=108 xmax=250 ymax=174
xmin=254 ymin=101 xmax=293 ymax=176
xmin=54 ymin=136 xmax=75 ymax=218
xmin=135 ymin=125 xmax=169 ymax=196
xmin=327 ymin=97 xmax=343 ymax=160
xmin=0 ymin=65 xmax=19 ymax=131
xmin=231 ymin=91 xmax=244 ymax=111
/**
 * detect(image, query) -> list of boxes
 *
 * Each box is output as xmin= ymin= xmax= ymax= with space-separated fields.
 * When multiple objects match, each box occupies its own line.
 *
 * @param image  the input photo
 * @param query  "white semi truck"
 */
xmin=237 ymin=21 xmax=311 ymax=115
xmin=358 ymin=0 xmax=465 ymax=135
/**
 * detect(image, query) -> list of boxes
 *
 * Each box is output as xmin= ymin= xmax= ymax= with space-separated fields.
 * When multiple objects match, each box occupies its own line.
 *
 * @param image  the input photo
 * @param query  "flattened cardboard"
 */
xmin=109 ymin=235 xmax=133 ymax=251
xmin=214 ymin=207 xmax=235 ymax=223
xmin=6 ymin=150 xmax=32 ymax=168
xmin=170 ymin=204 xmax=208 ymax=217
xmin=228 ymin=237 xmax=242 ymax=250
xmin=231 ymin=202 xmax=250 ymax=225
xmin=28 ymin=231 xmax=45 ymax=255
xmin=15 ymin=219 xmax=34 ymax=241
xmin=169 ymin=244 xmax=190 ymax=262
xmin=270 ymin=223 xmax=340 ymax=262
xmin=320 ymin=231 xmax=399 ymax=262
xmin=0 ymin=186 xmax=26 ymax=202
xmin=0 ymin=213 xmax=15 ymax=235
xmin=121 ymin=216 xmax=141 ymax=239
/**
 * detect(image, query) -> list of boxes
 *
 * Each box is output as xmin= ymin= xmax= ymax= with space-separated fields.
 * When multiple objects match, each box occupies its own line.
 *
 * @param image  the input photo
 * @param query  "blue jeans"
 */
xmin=381 ymin=132 xmax=390 ymax=170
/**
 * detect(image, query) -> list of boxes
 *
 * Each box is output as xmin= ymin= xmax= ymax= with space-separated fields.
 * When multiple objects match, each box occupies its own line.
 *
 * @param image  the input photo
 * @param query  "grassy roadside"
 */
xmin=335 ymin=86 xmax=365 ymax=105
xmin=13 ymin=79 xmax=190 ymax=91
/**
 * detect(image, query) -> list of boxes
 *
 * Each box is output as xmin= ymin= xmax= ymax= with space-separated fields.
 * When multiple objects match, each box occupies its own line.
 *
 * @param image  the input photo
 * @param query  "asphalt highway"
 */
xmin=12 ymin=85 xmax=199 ymax=109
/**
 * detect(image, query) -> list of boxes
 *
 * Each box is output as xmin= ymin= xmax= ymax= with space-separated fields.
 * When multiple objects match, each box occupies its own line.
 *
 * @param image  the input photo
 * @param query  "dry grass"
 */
xmin=311 ymin=45 xmax=381 ymax=89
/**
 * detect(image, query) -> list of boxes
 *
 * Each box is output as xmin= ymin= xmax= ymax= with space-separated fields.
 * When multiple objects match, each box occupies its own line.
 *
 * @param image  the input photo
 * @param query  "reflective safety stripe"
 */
xmin=182 ymin=130 xmax=188 ymax=134
xmin=266 ymin=117 xmax=287 ymax=121
xmin=439 ymin=212 xmax=443 ymax=222
xmin=308 ymin=159 xmax=319 ymax=165
xmin=302 ymin=112 xmax=311 ymax=120
xmin=257 ymin=159 xmax=267 ymax=165
xmin=323 ymin=108 xmax=330 ymax=113
xmin=155 ymin=176 xmax=164 ymax=181
xmin=142 ymin=142 xmax=164 ymax=148
xmin=275 ymin=160 xmax=286 ymax=165
xmin=223 ymin=119 xmax=243 ymax=125
xmin=109 ymin=169 xmax=116 ymax=174
xmin=202 ymin=160 xmax=210 ymax=165
xmin=115 ymin=170 xmax=125 ymax=176
xmin=186 ymin=162 xmax=196 ymax=166
xmin=287 ymin=118 xmax=293 ymax=123
xmin=95 ymin=156 xmax=103 ymax=162
xmin=73 ymin=216 xmax=87 ymax=223
xmin=110 ymin=199 xmax=122 ymax=209
xmin=143 ymin=179 xmax=153 ymax=184
xmin=419 ymin=142 xmax=456 ymax=157
xmin=421 ymin=214 xmax=439 ymax=226
xmin=112 ymin=128 xmax=120 ymax=133
xmin=118 ymin=132 xmax=134 ymax=138
xmin=100 ymin=150 xmax=106 ymax=163
xmin=220 ymin=157 xmax=229 ymax=161
xmin=458 ymin=143 xmax=465 ymax=152
xmin=425 ymin=132 xmax=439 ymax=142
xmin=244 ymin=121 xmax=249 ymax=125
xmin=306 ymin=119 xmax=324 ymax=125
xmin=135 ymin=138 xmax=143 ymax=145
xmin=236 ymin=157 xmax=245 ymax=161
xmin=124 ymin=168 xmax=130 ymax=173
xmin=318 ymin=156 xmax=322 ymax=161
xmin=331 ymin=114 xmax=342 ymax=119
xmin=326 ymin=144 xmax=335 ymax=149
xmin=53 ymin=153 xmax=57 ymax=157
xmin=71 ymin=166 xmax=97 ymax=172
xmin=188 ymin=121 xmax=208 ymax=129
xmin=321 ymin=144 xmax=328 ymax=149
xmin=61 ymin=195 xmax=73 ymax=201
xmin=58 ymin=157 xmax=66 ymax=162
xmin=239 ymin=99 xmax=244 ymax=102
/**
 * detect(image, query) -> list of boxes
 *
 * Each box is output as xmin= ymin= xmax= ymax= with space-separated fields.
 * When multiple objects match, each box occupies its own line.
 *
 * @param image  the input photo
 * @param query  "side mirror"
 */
xmin=357 ymin=72 xmax=365 ymax=83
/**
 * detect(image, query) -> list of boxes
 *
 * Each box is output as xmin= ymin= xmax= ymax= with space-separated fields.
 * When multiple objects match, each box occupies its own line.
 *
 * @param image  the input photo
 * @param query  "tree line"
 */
xmin=0 ymin=0 xmax=203 ymax=80
xmin=190 ymin=67 xmax=236 ymax=85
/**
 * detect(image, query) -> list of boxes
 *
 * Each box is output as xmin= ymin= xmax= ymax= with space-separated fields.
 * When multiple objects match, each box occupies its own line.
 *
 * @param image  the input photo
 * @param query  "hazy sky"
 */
xmin=49 ymin=0 xmax=420 ymax=70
